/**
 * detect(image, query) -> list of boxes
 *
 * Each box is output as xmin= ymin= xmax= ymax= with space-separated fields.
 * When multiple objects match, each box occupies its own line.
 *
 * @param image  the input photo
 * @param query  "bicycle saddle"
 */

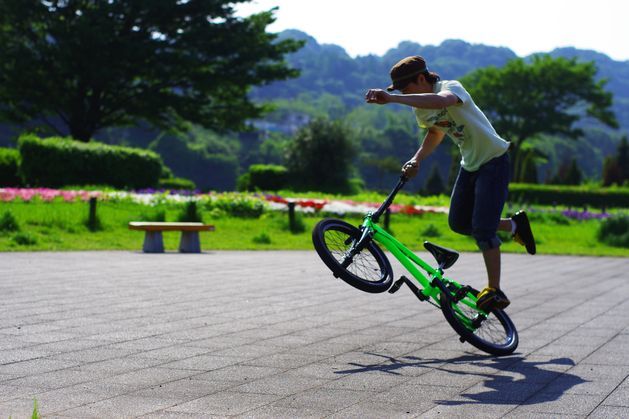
xmin=423 ymin=241 xmax=459 ymax=270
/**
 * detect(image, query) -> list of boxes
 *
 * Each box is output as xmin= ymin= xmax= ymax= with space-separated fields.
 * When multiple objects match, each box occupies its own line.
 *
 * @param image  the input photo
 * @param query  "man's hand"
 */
xmin=402 ymin=159 xmax=420 ymax=179
xmin=365 ymin=89 xmax=391 ymax=105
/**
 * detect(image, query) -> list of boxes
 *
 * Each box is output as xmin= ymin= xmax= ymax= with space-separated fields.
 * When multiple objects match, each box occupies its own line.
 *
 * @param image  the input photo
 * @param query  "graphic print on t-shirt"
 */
xmin=425 ymin=109 xmax=466 ymax=142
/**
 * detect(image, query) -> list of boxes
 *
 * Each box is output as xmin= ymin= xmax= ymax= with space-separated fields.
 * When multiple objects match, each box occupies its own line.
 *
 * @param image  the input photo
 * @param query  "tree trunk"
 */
xmin=69 ymin=122 xmax=95 ymax=142
xmin=509 ymin=142 xmax=521 ymax=182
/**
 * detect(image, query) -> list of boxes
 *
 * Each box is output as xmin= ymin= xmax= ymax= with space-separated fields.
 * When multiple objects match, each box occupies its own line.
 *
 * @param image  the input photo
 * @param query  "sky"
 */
xmin=235 ymin=0 xmax=629 ymax=62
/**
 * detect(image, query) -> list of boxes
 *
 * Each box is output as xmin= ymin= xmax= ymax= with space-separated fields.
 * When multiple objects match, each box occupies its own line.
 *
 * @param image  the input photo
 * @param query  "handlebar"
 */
xmin=371 ymin=175 xmax=408 ymax=223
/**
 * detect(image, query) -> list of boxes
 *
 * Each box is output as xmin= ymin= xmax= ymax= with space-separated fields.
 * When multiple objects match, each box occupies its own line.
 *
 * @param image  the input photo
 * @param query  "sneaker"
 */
xmin=512 ymin=210 xmax=536 ymax=255
xmin=476 ymin=287 xmax=511 ymax=312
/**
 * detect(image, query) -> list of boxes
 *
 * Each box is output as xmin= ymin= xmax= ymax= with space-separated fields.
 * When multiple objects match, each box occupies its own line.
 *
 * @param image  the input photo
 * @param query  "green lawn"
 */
xmin=0 ymin=199 xmax=627 ymax=256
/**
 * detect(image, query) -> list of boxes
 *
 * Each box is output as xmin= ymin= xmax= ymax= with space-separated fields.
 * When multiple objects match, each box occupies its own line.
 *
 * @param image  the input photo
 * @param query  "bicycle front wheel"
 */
xmin=440 ymin=288 xmax=518 ymax=356
xmin=312 ymin=218 xmax=393 ymax=293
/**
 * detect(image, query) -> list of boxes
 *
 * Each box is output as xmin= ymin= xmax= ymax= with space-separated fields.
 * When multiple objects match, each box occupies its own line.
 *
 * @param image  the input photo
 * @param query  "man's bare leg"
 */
xmin=498 ymin=218 xmax=513 ymax=233
xmin=483 ymin=218 xmax=513 ymax=289
xmin=483 ymin=247 xmax=501 ymax=289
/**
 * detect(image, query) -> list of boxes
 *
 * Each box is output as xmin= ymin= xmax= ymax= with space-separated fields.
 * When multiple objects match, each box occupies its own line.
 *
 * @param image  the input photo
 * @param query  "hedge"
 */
xmin=158 ymin=176 xmax=196 ymax=190
xmin=18 ymin=135 xmax=163 ymax=189
xmin=509 ymin=183 xmax=629 ymax=208
xmin=0 ymin=147 xmax=20 ymax=186
xmin=238 ymin=164 xmax=288 ymax=191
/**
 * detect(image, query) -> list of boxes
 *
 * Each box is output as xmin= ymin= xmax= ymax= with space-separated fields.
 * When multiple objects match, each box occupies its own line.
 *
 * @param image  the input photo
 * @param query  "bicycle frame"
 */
xmin=356 ymin=176 xmax=478 ymax=315
xmin=361 ymin=215 xmax=453 ymax=304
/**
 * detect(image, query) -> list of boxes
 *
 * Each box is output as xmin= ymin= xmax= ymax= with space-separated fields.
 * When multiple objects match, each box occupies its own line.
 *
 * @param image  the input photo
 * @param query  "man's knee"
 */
xmin=473 ymin=230 xmax=502 ymax=251
xmin=448 ymin=215 xmax=471 ymax=236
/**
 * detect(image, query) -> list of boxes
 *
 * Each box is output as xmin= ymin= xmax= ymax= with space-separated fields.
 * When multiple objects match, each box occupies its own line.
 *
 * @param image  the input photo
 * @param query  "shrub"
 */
xmin=252 ymin=232 xmax=272 ymax=244
xmin=509 ymin=183 xmax=629 ymax=208
xmin=421 ymin=223 xmax=441 ymax=238
xmin=597 ymin=216 xmax=629 ymax=248
xmin=177 ymin=201 xmax=203 ymax=222
xmin=0 ymin=211 xmax=20 ymax=232
xmin=207 ymin=194 xmax=265 ymax=218
xmin=158 ymin=176 xmax=196 ymax=191
xmin=18 ymin=135 xmax=163 ymax=189
xmin=139 ymin=208 xmax=166 ymax=222
xmin=0 ymin=147 xmax=20 ymax=186
xmin=236 ymin=172 xmax=251 ymax=192
xmin=12 ymin=232 xmax=37 ymax=245
xmin=239 ymin=164 xmax=288 ymax=191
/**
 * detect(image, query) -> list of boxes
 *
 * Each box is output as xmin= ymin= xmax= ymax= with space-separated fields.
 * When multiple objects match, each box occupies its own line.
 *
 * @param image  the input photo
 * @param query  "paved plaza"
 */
xmin=0 ymin=250 xmax=628 ymax=418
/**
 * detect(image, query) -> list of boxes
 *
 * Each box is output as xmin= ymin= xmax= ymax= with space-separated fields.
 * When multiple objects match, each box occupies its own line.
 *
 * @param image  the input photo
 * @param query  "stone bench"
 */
xmin=128 ymin=222 xmax=215 ymax=253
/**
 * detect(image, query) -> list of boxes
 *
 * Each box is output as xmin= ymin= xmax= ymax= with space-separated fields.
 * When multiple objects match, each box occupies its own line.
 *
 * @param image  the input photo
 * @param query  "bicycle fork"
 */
xmin=341 ymin=226 xmax=372 ymax=268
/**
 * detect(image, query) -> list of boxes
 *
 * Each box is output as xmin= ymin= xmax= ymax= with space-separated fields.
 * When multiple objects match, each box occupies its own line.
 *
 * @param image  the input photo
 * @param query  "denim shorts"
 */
xmin=448 ymin=153 xmax=510 ymax=251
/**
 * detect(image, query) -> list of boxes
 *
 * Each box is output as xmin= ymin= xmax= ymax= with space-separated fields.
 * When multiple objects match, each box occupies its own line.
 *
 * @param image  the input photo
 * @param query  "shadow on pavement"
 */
xmin=335 ymin=352 xmax=586 ymax=405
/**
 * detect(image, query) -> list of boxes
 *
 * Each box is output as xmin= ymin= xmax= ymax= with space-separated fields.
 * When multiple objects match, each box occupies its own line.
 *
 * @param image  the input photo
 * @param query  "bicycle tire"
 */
xmin=312 ymin=218 xmax=393 ymax=293
xmin=440 ymin=288 xmax=518 ymax=356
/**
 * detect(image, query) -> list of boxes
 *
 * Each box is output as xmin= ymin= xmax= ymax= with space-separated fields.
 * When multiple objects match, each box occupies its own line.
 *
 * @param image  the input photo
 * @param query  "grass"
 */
xmin=0 ymin=198 xmax=627 ymax=256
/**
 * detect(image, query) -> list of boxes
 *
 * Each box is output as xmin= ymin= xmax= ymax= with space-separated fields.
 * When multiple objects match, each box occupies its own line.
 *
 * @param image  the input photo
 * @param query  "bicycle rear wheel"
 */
xmin=312 ymin=218 xmax=393 ymax=293
xmin=440 ymin=287 xmax=518 ymax=356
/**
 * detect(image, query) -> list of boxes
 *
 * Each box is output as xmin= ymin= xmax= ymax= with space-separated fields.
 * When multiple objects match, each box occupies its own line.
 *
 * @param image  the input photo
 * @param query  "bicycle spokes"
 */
xmin=454 ymin=302 xmax=510 ymax=345
xmin=324 ymin=229 xmax=383 ymax=283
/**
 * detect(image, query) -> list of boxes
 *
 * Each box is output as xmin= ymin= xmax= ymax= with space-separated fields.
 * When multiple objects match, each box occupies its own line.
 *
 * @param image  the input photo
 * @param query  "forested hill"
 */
xmin=252 ymin=30 xmax=629 ymax=133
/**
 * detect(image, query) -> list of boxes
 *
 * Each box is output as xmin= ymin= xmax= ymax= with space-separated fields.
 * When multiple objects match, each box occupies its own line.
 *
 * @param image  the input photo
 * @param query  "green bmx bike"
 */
xmin=312 ymin=176 xmax=518 ymax=356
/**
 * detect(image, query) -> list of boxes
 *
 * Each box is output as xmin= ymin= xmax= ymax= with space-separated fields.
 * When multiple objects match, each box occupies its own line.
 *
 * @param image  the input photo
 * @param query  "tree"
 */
xmin=424 ymin=163 xmax=445 ymax=195
xmin=285 ymin=118 xmax=358 ymax=193
xmin=150 ymin=133 xmax=238 ymax=190
xmin=618 ymin=136 xmax=629 ymax=181
xmin=548 ymin=158 xmax=583 ymax=185
xmin=461 ymin=55 xmax=617 ymax=181
xmin=564 ymin=159 xmax=583 ymax=185
xmin=0 ymin=0 xmax=302 ymax=141
xmin=516 ymin=141 xmax=548 ymax=183
xmin=603 ymin=136 xmax=629 ymax=186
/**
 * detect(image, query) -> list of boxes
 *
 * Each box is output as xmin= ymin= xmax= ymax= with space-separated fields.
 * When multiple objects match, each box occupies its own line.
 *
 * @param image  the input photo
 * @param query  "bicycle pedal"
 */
xmin=388 ymin=277 xmax=405 ymax=294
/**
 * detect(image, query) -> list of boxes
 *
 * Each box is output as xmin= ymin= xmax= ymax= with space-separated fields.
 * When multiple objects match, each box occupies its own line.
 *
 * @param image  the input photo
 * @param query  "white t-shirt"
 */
xmin=414 ymin=80 xmax=509 ymax=172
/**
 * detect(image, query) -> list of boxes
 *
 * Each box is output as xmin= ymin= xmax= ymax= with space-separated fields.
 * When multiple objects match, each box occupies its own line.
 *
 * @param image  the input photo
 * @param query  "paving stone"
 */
xmin=273 ymin=387 xmax=375 ymax=411
xmin=420 ymin=399 xmax=515 ymax=418
xmin=2 ymin=367 xmax=108 ymax=390
xmin=159 ymin=354 xmax=246 ymax=371
xmin=327 ymin=400 xmax=417 ymax=418
xmin=166 ymin=391 xmax=282 ymax=415
xmin=588 ymin=405 xmax=629 ymax=418
xmin=69 ymin=355 xmax=165 ymax=375
xmin=602 ymin=380 xmax=629 ymax=407
xmin=128 ymin=345 xmax=213 ymax=362
xmin=0 ymin=358 xmax=79 ymax=376
xmin=237 ymin=404 xmax=332 ymax=418
xmin=509 ymin=393 xmax=607 ymax=415
xmin=322 ymin=370 xmax=410 ymax=392
xmin=193 ymin=365 xmax=284 ymax=383
xmin=57 ymin=394 xmax=181 ymax=417
xmin=128 ymin=378 xmax=240 ymax=402
xmin=234 ymin=374 xmax=329 ymax=395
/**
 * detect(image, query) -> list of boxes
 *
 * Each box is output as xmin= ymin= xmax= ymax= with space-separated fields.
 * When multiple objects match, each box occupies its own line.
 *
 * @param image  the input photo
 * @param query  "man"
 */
xmin=365 ymin=55 xmax=536 ymax=311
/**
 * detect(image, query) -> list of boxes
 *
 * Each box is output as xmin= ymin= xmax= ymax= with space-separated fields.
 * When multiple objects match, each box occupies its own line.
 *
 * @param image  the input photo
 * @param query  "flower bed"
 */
xmin=0 ymin=188 xmax=450 ymax=216
xmin=0 ymin=188 xmax=99 ymax=202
